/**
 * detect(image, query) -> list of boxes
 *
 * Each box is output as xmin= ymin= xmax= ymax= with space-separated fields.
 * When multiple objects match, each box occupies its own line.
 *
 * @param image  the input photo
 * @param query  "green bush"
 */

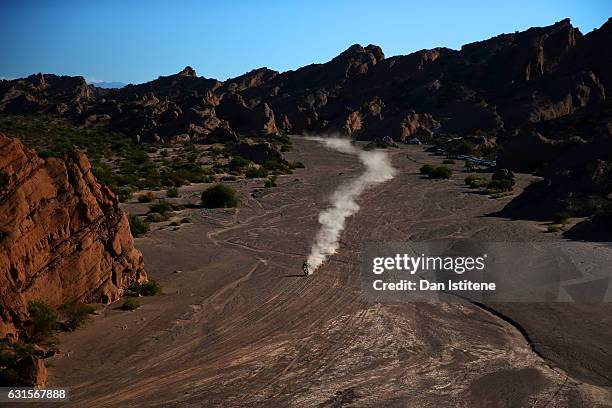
xmin=465 ymin=175 xmax=488 ymax=188
xmin=120 ymin=298 xmax=141 ymax=311
xmin=486 ymin=179 xmax=513 ymax=194
xmin=264 ymin=175 xmax=278 ymax=188
xmin=117 ymin=187 xmax=133 ymax=203
xmin=58 ymin=301 xmax=95 ymax=331
xmin=28 ymin=300 xmax=58 ymax=342
xmin=149 ymin=199 xmax=181 ymax=215
xmin=139 ymin=280 xmax=163 ymax=296
xmin=547 ymin=224 xmax=563 ymax=233
xmin=429 ymin=166 xmax=453 ymax=179
xmin=128 ymin=280 xmax=163 ymax=296
xmin=146 ymin=212 xmax=169 ymax=223
xmin=420 ymin=164 xmax=435 ymax=175
xmin=128 ymin=214 xmax=150 ymax=236
xmin=245 ymin=166 xmax=268 ymax=178
xmin=138 ymin=192 xmax=154 ymax=203
xmin=229 ymin=156 xmax=251 ymax=172
xmin=166 ymin=187 xmax=179 ymax=198
xmin=442 ymin=159 xmax=456 ymax=164
xmin=201 ymin=184 xmax=238 ymax=208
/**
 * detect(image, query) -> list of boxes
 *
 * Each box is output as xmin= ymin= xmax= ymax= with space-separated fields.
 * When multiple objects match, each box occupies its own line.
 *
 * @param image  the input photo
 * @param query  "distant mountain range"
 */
xmin=89 ymin=81 xmax=127 ymax=89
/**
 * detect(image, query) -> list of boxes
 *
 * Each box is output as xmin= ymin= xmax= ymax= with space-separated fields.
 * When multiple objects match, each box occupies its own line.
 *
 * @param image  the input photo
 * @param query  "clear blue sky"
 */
xmin=0 ymin=0 xmax=609 ymax=84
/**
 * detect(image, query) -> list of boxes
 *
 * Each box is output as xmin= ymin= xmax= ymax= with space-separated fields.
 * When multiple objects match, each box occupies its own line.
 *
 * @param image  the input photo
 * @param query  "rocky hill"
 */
xmin=0 ymin=17 xmax=610 ymax=227
xmin=0 ymin=133 xmax=146 ymax=339
xmin=1 ymin=18 xmax=607 ymax=143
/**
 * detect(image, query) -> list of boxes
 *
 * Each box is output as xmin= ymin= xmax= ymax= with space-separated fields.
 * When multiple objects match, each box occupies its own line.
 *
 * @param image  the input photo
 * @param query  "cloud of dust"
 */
xmin=305 ymin=137 xmax=396 ymax=273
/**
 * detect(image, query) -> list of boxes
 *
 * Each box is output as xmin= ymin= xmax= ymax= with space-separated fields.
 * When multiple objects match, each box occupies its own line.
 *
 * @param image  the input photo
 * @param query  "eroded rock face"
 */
xmin=2 ymin=18 xmax=609 ymax=146
xmin=0 ymin=73 xmax=93 ymax=115
xmin=0 ymin=134 xmax=146 ymax=338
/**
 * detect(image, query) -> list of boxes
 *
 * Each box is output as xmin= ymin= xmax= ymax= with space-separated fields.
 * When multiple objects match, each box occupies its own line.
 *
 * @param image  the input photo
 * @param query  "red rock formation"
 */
xmin=216 ymin=93 xmax=278 ymax=136
xmin=0 ymin=134 xmax=146 ymax=339
xmin=15 ymin=355 xmax=47 ymax=386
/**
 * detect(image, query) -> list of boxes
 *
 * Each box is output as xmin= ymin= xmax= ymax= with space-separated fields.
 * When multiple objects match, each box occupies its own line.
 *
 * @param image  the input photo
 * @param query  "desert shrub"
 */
xmin=128 ymin=214 xmax=150 ymax=236
xmin=263 ymin=158 xmax=291 ymax=174
xmin=443 ymin=159 xmax=456 ymax=164
xmin=169 ymin=220 xmax=180 ymax=226
xmin=58 ymin=302 xmax=95 ymax=331
xmin=420 ymin=164 xmax=435 ymax=175
xmin=245 ymin=166 xmax=268 ymax=178
xmin=229 ymin=156 xmax=251 ymax=172
xmin=222 ymin=175 xmax=237 ymax=181
xmin=120 ymin=298 xmax=141 ymax=311
xmin=149 ymin=199 xmax=181 ymax=215
xmin=166 ymin=187 xmax=179 ymax=198
xmin=201 ymin=184 xmax=238 ymax=208
xmin=28 ymin=300 xmax=58 ymax=342
xmin=128 ymin=280 xmax=163 ymax=296
xmin=116 ymin=187 xmax=133 ymax=203
xmin=465 ymin=175 xmax=488 ymax=188
xmin=429 ymin=166 xmax=453 ymax=179
xmin=139 ymin=280 xmax=163 ymax=296
xmin=486 ymin=179 xmax=513 ymax=194
xmin=464 ymin=161 xmax=478 ymax=171
xmin=138 ymin=192 xmax=155 ymax=203
xmin=547 ymin=224 xmax=563 ymax=233
xmin=147 ymin=212 xmax=169 ymax=222
xmin=264 ymin=175 xmax=278 ymax=188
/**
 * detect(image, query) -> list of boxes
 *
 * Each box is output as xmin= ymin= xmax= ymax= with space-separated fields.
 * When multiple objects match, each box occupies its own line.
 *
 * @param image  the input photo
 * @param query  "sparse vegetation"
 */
xmin=138 ymin=192 xmax=155 ymax=203
xmin=201 ymin=184 xmax=238 ymax=208
xmin=245 ymin=166 xmax=268 ymax=178
xmin=547 ymin=224 xmax=563 ymax=233
xmin=0 ymin=114 xmax=223 ymax=194
xmin=166 ymin=187 xmax=179 ymax=198
xmin=443 ymin=159 xmax=456 ymax=164
xmin=58 ymin=301 xmax=95 ymax=331
xmin=429 ymin=166 xmax=453 ymax=179
xmin=485 ymin=179 xmax=513 ymax=194
xmin=420 ymin=164 xmax=435 ymax=175
xmin=465 ymin=175 xmax=488 ymax=188
xmin=228 ymin=156 xmax=251 ymax=172
xmin=148 ymin=199 xmax=182 ymax=219
xmin=128 ymin=214 xmax=150 ymax=236
xmin=264 ymin=175 xmax=278 ymax=188
xmin=120 ymin=298 xmax=141 ymax=311
xmin=27 ymin=300 xmax=58 ymax=343
xmin=128 ymin=280 xmax=163 ymax=296
xmin=147 ymin=212 xmax=169 ymax=222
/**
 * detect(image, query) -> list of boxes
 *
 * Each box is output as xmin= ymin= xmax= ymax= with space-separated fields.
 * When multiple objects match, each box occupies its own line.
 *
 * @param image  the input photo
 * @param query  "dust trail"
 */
xmin=305 ymin=137 xmax=396 ymax=273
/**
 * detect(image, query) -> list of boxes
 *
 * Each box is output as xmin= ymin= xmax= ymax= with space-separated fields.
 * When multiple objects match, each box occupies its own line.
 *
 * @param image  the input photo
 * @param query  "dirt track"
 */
xmin=46 ymin=138 xmax=612 ymax=407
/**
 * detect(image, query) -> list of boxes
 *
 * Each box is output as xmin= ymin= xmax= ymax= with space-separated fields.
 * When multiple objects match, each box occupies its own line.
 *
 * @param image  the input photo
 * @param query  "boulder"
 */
xmin=15 ymin=355 xmax=47 ymax=386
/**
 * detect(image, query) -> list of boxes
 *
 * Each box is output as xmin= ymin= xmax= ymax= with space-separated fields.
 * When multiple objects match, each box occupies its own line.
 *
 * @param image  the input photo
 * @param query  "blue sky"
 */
xmin=0 ymin=1 xmax=609 ymax=84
